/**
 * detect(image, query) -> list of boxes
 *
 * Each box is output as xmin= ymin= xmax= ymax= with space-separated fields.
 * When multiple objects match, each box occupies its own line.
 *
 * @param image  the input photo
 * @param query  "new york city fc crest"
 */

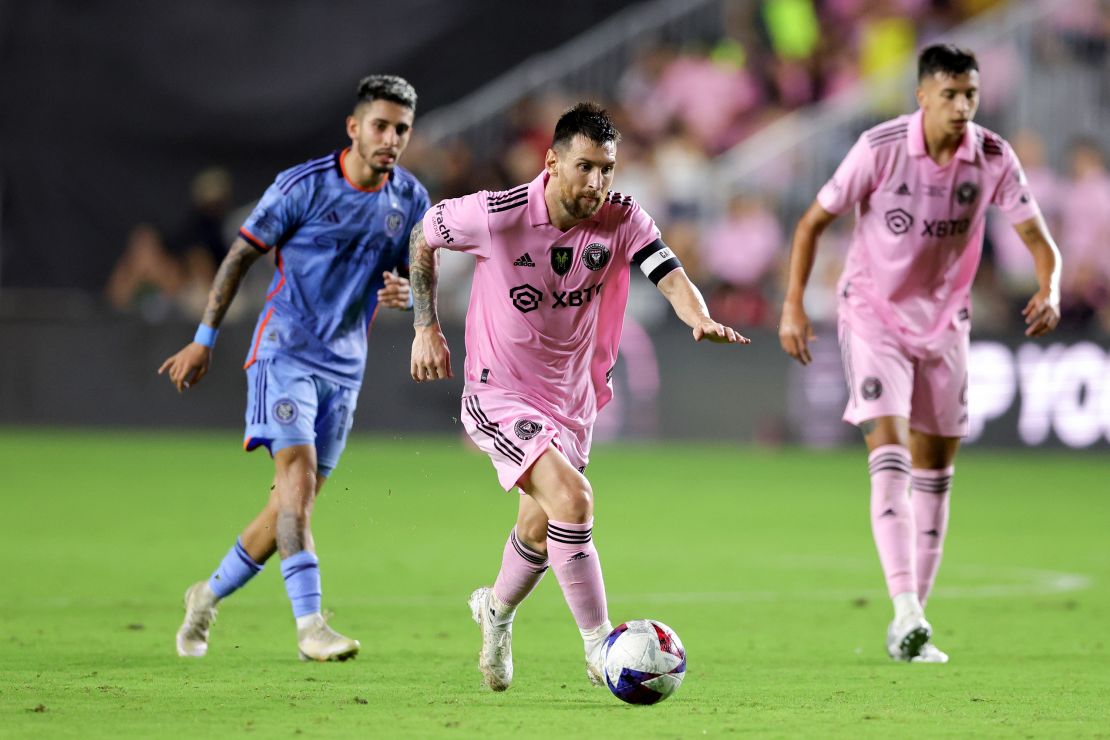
xmin=384 ymin=209 xmax=405 ymax=238
xmin=272 ymin=399 xmax=299 ymax=425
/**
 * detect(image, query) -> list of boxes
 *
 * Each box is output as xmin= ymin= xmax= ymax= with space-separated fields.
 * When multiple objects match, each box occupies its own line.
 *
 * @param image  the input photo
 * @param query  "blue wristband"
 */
xmin=194 ymin=323 xmax=219 ymax=348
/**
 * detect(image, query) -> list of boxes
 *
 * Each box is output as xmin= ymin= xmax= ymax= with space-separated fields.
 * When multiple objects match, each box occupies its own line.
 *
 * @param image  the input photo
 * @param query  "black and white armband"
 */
xmin=631 ymin=238 xmax=683 ymax=285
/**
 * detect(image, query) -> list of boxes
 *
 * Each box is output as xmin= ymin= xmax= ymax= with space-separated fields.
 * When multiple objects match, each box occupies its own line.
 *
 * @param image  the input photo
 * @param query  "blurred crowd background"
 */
xmin=44 ymin=0 xmax=1107 ymax=338
xmin=2 ymin=0 xmax=1108 ymax=445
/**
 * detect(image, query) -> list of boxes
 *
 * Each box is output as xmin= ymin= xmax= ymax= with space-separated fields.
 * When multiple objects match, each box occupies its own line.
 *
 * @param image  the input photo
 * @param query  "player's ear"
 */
xmin=914 ymin=84 xmax=926 ymax=109
xmin=346 ymin=115 xmax=359 ymax=141
xmin=545 ymin=148 xmax=559 ymax=176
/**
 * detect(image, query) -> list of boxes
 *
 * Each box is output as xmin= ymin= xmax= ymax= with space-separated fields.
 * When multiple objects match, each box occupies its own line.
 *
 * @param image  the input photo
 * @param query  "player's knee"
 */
xmin=275 ymin=474 xmax=317 ymax=519
xmin=554 ymin=482 xmax=593 ymax=523
xmin=275 ymin=450 xmax=317 ymax=499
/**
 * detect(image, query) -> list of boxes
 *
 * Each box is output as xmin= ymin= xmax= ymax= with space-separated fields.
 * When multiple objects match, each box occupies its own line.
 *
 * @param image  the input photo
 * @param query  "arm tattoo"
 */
xmin=201 ymin=237 xmax=263 ymax=328
xmin=408 ymin=224 xmax=440 ymax=328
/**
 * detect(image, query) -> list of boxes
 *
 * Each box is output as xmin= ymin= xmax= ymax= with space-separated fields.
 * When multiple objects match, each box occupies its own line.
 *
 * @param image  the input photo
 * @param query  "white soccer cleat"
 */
xmin=176 ymin=581 xmax=218 ymax=658
xmin=583 ymin=622 xmax=613 ymax=688
xmin=585 ymin=641 xmax=606 ymax=687
xmin=468 ymin=587 xmax=513 ymax=691
xmin=886 ymin=614 xmax=932 ymax=661
xmin=911 ymin=642 xmax=950 ymax=664
xmin=297 ymin=614 xmax=360 ymax=662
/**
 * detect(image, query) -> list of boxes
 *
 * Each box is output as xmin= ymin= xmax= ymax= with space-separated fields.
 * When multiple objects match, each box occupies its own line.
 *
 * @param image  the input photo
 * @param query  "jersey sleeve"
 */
xmin=624 ymin=201 xmax=680 ymax=285
xmin=816 ymin=134 xmax=877 ymax=215
xmin=991 ymin=142 xmax=1042 ymax=225
xmin=422 ymin=192 xmax=491 ymax=259
xmin=238 ymin=178 xmax=308 ymax=253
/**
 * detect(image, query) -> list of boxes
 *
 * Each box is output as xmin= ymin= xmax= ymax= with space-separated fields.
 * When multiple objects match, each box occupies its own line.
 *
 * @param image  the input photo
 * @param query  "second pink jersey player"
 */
xmin=821 ymin=109 xmax=1041 ymax=353
xmin=780 ymin=43 xmax=1062 ymax=667
xmin=422 ymin=171 xmax=676 ymax=487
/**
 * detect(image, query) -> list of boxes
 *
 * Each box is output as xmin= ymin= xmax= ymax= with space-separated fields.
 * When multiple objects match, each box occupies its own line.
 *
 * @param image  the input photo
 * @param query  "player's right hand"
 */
xmin=158 ymin=343 xmax=212 ymax=393
xmin=778 ymin=301 xmax=816 ymax=366
xmin=411 ymin=326 xmax=452 ymax=382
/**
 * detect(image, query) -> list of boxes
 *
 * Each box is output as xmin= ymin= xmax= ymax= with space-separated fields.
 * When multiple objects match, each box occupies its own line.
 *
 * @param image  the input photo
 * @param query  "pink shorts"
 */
xmin=838 ymin=321 xmax=969 ymax=438
xmin=460 ymin=387 xmax=592 ymax=491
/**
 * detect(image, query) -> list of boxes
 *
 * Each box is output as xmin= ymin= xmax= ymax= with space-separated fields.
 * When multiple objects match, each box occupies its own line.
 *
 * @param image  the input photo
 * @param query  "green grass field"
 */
xmin=1 ymin=428 xmax=1107 ymax=738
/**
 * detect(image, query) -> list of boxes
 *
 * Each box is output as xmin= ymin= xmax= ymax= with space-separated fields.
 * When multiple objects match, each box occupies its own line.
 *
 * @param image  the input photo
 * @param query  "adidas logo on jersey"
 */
xmin=896 ymin=183 xmax=911 ymax=196
xmin=513 ymin=253 xmax=536 ymax=267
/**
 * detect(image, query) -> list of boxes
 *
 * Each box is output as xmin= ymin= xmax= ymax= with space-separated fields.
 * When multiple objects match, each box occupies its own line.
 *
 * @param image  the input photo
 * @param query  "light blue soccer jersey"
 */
xmin=238 ymin=149 xmax=430 ymax=388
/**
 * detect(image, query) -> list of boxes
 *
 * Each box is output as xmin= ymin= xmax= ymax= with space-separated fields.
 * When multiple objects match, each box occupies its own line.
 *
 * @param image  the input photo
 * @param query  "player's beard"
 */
xmin=358 ymin=141 xmax=396 ymax=175
xmin=561 ymin=188 xmax=603 ymax=220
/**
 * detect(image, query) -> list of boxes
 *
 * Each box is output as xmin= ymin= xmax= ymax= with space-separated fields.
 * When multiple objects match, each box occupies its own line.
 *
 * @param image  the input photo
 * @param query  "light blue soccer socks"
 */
xmin=280 ymin=550 xmax=322 ymax=618
xmin=207 ymin=538 xmax=264 ymax=599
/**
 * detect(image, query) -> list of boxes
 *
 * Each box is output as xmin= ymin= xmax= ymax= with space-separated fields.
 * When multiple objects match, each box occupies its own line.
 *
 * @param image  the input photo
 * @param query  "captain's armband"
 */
xmin=631 ymin=238 xmax=682 ymax=285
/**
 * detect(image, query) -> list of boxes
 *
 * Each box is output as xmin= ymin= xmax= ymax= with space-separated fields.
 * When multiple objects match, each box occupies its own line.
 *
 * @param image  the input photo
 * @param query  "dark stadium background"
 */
xmin=1 ymin=0 xmax=1107 ymax=450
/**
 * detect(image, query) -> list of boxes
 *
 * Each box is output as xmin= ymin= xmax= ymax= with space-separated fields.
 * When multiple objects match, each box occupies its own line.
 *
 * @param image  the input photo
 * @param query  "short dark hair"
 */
xmin=551 ymin=102 xmax=621 ymax=150
xmin=356 ymin=75 xmax=417 ymax=111
xmin=918 ymin=44 xmax=978 ymax=81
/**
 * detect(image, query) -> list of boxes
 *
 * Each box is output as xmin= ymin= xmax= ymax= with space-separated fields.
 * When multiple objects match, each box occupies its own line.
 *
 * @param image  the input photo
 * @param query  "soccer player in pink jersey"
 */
xmin=779 ymin=45 xmax=1063 ymax=663
xmin=409 ymin=103 xmax=748 ymax=691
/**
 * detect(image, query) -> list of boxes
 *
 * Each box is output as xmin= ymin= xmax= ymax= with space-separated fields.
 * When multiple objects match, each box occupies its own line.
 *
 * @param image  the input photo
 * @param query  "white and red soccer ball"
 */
xmin=602 ymin=619 xmax=686 ymax=705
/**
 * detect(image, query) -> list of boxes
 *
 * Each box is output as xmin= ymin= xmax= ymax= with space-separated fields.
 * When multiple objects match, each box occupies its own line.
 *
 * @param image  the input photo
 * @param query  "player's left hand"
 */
xmin=692 ymin=320 xmax=751 ymax=345
xmin=1022 ymin=288 xmax=1060 ymax=337
xmin=378 ymin=271 xmax=412 ymax=309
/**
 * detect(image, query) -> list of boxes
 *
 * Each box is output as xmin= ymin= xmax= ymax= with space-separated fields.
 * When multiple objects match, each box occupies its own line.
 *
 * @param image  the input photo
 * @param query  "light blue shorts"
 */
xmin=243 ymin=358 xmax=358 ymax=478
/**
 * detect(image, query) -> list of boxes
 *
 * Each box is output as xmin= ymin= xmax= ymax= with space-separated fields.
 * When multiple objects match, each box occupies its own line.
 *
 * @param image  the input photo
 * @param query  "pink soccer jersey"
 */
xmin=818 ymin=109 xmax=1041 ymax=352
xmin=422 ymin=172 xmax=675 ymax=430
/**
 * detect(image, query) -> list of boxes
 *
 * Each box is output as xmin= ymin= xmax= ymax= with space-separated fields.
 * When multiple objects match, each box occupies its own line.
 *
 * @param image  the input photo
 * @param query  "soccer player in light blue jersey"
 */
xmin=159 ymin=75 xmax=430 ymax=662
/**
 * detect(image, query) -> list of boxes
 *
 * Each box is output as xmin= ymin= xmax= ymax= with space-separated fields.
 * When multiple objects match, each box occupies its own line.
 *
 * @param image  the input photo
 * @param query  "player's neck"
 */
xmin=543 ymin=184 xmax=582 ymax=232
xmin=341 ymin=148 xmax=389 ymax=191
xmin=921 ymin=120 xmax=962 ymax=166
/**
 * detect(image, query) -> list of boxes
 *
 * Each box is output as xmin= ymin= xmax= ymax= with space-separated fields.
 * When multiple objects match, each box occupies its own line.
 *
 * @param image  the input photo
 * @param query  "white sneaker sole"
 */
xmin=892 ymin=625 xmax=931 ymax=661
xmin=911 ymin=644 xmax=950 ymax=664
xmin=298 ymin=646 xmax=359 ymax=663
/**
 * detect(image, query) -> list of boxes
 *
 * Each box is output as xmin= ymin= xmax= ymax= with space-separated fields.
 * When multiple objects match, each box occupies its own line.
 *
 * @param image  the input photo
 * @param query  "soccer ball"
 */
xmin=602 ymin=619 xmax=686 ymax=705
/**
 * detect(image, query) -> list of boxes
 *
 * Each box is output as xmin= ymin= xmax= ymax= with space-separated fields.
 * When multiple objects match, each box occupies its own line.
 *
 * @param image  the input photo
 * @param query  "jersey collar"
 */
xmin=527 ymin=171 xmax=551 ymax=227
xmin=338 ymin=147 xmax=391 ymax=193
xmin=528 ymin=170 xmax=607 ymax=229
xmin=907 ymin=109 xmax=977 ymax=163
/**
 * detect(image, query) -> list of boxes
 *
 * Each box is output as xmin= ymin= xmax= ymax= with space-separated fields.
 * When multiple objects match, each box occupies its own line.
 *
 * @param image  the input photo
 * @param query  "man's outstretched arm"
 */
xmin=409 ymin=223 xmax=452 ymax=381
xmin=157 ymin=237 xmax=264 ymax=392
xmin=656 ymin=268 xmax=749 ymax=345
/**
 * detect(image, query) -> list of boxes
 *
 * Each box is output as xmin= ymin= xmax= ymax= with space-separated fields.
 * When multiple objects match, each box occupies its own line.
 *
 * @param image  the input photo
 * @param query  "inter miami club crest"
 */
xmin=582 ymin=243 xmax=611 ymax=271
xmin=861 ymin=377 xmax=883 ymax=401
xmin=514 ymin=419 xmax=543 ymax=440
xmin=273 ymin=399 xmax=299 ymax=424
xmin=551 ymin=246 xmax=573 ymax=276
xmin=955 ymin=181 xmax=979 ymax=205
xmin=384 ymin=209 xmax=405 ymax=238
